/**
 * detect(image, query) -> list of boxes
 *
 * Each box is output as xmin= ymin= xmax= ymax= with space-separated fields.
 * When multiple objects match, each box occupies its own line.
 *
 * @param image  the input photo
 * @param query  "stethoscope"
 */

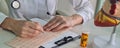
xmin=11 ymin=0 xmax=57 ymax=15
xmin=11 ymin=0 xmax=20 ymax=9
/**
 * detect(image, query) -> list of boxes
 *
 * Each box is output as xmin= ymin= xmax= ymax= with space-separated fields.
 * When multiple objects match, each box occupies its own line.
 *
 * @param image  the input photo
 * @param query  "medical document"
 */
xmin=6 ymin=18 xmax=78 ymax=48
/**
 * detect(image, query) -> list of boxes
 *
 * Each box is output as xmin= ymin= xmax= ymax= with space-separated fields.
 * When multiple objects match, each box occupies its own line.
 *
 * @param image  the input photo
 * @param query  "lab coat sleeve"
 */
xmin=74 ymin=0 xmax=94 ymax=23
xmin=0 ymin=0 xmax=9 ymax=25
xmin=0 ymin=12 xmax=7 ymax=25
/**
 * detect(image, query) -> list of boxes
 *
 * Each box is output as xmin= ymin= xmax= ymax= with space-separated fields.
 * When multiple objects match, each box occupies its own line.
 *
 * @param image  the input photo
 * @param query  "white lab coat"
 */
xmin=0 ymin=0 xmax=94 ymax=25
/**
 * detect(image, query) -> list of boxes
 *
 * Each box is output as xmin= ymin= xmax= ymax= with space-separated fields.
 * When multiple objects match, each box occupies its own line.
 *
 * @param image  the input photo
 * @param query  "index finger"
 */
xmin=28 ymin=22 xmax=44 ymax=32
xmin=43 ymin=17 xmax=57 ymax=29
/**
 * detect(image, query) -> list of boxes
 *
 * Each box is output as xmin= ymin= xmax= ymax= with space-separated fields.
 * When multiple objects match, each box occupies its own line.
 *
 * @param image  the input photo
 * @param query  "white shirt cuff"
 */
xmin=0 ymin=12 xmax=8 ymax=25
xmin=77 ymin=13 xmax=89 ymax=24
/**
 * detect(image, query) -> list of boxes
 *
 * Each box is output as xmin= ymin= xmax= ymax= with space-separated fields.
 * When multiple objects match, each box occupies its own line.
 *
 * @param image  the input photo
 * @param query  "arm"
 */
xmin=74 ymin=0 xmax=94 ymax=24
xmin=0 ymin=0 xmax=43 ymax=38
xmin=0 ymin=0 xmax=9 ymax=26
xmin=43 ymin=0 xmax=94 ymax=32
xmin=0 ymin=14 xmax=44 ymax=38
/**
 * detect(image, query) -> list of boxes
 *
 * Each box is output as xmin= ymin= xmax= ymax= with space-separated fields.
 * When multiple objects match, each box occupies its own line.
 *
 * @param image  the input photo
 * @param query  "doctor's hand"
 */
xmin=43 ymin=14 xmax=83 ymax=32
xmin=1 ymin=18 xmax=43 ymax=38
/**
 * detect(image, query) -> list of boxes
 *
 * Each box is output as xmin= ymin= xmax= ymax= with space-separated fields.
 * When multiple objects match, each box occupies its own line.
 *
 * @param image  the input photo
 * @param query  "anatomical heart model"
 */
xmin=94 ymin=0 xmax=120 ymax=27
xmin=93 ymin=0 xmax=120 ymax=48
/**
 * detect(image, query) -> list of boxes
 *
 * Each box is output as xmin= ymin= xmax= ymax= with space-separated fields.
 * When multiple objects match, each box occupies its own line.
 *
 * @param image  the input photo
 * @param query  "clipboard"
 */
xmin=6 ymin=18 xmax=79 ymax=48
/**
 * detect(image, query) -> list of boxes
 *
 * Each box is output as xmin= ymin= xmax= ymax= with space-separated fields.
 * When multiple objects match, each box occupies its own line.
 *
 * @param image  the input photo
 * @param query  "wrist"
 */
xmin=71 ymin=14 xmax=83 ymax=26
xmin=1 ymin=17 xmax=16 ymax=31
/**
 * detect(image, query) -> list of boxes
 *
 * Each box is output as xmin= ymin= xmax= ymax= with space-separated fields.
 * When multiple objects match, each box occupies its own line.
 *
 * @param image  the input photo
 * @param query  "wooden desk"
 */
xmin=0 ymin=19 xmax=120 ymax=48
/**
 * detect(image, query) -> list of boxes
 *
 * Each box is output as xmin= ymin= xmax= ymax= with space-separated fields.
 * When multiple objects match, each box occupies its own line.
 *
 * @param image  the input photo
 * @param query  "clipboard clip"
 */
xmin=39 ymin=35 xmax=81 ymax=48
xmin=54 ymin=36 xmax=73 ymax=46
xmin=52 ymin=35 xmax=81 ymax=48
